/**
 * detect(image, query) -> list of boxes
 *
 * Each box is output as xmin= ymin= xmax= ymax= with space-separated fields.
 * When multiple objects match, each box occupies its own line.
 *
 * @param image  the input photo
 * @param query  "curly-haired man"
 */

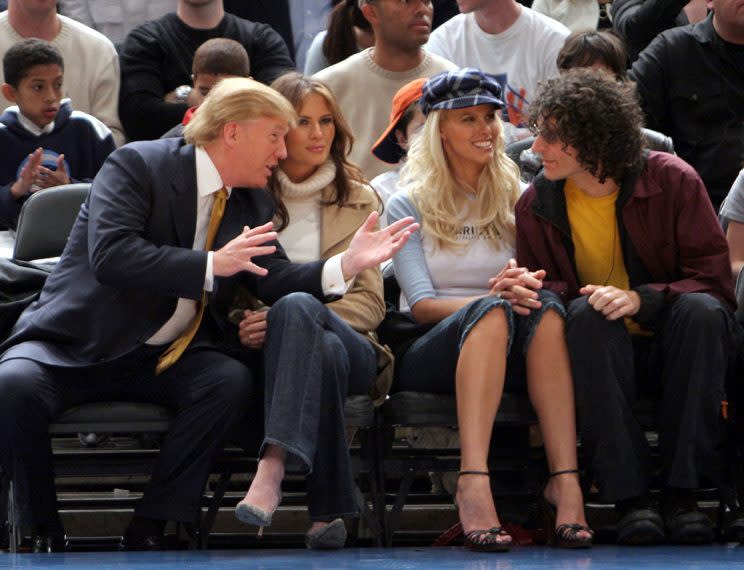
xmin=513 ymin=68 xmax=740 ymax=546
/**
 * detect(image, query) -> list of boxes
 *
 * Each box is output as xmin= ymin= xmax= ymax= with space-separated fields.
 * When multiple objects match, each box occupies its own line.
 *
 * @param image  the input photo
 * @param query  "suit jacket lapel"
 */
xmin=170 ymin=143 xmax=198 ymax=248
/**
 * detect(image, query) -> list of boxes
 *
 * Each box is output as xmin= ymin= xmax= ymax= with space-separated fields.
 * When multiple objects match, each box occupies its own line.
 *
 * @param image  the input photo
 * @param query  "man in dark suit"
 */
xmin=0 ymin=77 xmax=415 ymax=552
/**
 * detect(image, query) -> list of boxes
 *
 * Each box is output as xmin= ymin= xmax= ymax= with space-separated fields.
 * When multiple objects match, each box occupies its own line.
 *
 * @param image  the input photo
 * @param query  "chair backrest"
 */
xmin=12 ymin=183 xmax=90 ymax=262
xmin=641 ymin=127 xmax=675 ymax=154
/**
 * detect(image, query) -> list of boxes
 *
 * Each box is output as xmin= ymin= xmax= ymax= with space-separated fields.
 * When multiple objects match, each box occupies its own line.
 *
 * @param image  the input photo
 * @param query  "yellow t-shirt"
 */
xmin=565 ymin=180 xmax=645 ymax=335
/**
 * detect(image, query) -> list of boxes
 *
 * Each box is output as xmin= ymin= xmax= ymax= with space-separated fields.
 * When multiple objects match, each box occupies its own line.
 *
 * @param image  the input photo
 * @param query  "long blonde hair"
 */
xmin=400 ymin=108 xmax=521 ymax=250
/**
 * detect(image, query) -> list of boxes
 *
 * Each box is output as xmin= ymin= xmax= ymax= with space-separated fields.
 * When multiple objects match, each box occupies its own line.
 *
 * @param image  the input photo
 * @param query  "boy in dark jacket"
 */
xmin=0 ymin=39 xmax=115 ymax=229
xmin=513 ymin=68 xmax=740 ymax=547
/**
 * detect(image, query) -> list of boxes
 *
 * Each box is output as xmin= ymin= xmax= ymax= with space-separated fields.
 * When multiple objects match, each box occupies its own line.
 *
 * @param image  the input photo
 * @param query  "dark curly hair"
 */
xmin=528 ymin=68 xmax=644 ymax=184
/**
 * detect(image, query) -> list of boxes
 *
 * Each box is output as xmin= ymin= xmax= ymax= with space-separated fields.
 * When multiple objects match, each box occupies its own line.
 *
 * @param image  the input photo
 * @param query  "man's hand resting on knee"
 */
xmin=580 ymin=284 xmax=641 ymax=320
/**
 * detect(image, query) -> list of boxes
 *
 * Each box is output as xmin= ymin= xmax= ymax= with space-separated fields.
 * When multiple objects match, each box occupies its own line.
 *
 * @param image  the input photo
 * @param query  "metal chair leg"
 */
xmin=8 ymin=480 xmax=19 ymax=553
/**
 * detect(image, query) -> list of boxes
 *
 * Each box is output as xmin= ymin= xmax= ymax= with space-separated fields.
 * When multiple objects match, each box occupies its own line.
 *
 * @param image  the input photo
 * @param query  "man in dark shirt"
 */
xmin=119 ymin=0 xmax=294 ymax=141
xmin=629 ymin=0 xmax=744 ymax=207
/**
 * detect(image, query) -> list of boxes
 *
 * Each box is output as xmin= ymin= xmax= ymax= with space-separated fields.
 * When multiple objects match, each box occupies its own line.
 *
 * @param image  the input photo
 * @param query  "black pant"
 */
xmin=566 ymin=292 xmax=739 ymax=503
xmin=0 ymin=344 xmax=256 ymax=530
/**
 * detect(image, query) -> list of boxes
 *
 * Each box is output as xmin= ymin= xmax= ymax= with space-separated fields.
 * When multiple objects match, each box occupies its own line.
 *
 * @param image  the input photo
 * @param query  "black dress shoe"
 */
xmin=119 ymin=532 xmax=165 ymax=551
xmin=662 ymin=489 xmax=713 ymax=545
xmin=31 ymin=533 xmax=68 ymax=553
xmin=615 ymin=496 xmax=665 ymax=546
xmin=120 ymin=516 xmax=167 ymax=551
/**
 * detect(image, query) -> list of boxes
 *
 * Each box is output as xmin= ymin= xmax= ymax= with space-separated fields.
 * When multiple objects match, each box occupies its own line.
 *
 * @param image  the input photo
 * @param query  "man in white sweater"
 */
xmin=314 ymin=0 xmax=455 ymax=180
xmin=426 ymin=0 xmax=568 ymax=143
xmin=0 ymin=0 xmax=124 ymax=145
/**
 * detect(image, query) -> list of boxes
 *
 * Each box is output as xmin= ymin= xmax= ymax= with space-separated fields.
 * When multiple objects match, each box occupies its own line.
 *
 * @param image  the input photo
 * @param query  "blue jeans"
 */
xmin=393 ymin=291 xmax=565 ymax=393
xmin=262 ymin=292 xmax=376 ymax=521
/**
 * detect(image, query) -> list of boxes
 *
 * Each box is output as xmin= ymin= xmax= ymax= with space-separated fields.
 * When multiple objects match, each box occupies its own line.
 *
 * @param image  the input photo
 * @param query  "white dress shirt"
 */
xmin=147 ymin=147 xmax=348 ymax=345
xmin=147 ymin=147 xmax=229 ymax=345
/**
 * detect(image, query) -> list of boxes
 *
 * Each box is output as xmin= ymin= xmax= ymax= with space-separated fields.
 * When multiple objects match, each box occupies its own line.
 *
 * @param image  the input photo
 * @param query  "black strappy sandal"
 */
xmin=457 ymin=471 xmax=512 ymax=552
xmin=541 ymin=469 xmax=594 ymax=549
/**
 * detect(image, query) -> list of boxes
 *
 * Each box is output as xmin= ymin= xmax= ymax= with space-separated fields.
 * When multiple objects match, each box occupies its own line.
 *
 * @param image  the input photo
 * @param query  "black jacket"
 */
xmin=119 ymin=12 xmax=294 ymax=141
xmin=611 ymin=0 xmax=690 ymax=62
xmin=629 ymin=14 xmax=744 ymax=206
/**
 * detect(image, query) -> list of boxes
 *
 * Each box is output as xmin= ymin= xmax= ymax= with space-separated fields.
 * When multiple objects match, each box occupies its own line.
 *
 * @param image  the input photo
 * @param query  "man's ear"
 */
xmin=360 ymin=3 xmax=379 ymax=26
xmin=222 ymin=121 xmax=240 ymax=148
xmin=1 ymin=83 xmax=16 ymax=103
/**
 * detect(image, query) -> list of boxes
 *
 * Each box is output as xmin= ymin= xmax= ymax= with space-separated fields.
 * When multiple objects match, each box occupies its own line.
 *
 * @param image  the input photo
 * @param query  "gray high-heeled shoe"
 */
xmin=235 ymin=493 xmax=282 ymax=537
xmin=304 ymin=518 xmax=347 ymax=550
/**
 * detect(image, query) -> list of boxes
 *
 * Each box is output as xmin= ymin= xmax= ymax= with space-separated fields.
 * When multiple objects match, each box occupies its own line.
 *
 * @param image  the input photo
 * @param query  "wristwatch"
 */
xmin=174 ymin=85 xmax=192 ymax=104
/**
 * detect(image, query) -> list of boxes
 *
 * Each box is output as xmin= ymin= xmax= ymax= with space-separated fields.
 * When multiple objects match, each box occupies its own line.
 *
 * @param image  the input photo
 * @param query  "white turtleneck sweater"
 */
xmin=276 ymin=160 xmax=351 ymax=290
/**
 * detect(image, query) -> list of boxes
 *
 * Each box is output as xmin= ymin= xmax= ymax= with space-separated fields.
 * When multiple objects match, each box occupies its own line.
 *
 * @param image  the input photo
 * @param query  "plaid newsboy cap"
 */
xmin=420 ymin=68 xmax=504 ymax=116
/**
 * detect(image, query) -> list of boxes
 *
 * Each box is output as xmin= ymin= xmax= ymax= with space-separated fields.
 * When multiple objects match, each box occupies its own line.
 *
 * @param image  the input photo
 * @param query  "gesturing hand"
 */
xmin=340 ymin=211 xmax=419 ymax=280
xmin=580 ymin=284 xmax=640 ymax=320
xmin=238 ymin=308 xmax=268 ymax=349
xmin=35 ymin=154 xmax=70 ymax=189
xmin=213 ymin=222 xmax=278 ymax=278
xmin=10 ymin=147 xmax=43 ymax=199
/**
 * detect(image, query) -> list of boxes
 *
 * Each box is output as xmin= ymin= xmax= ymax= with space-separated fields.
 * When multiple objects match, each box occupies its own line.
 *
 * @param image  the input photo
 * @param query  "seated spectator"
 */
xmin=719 ymin=169 xmax=744 ymax=278
xmin=233 ymin=72 xmax=395 ymax=550
xmin=553 ymin=30 xmax=676 ymax=154
xmin=304 ymin=0 xmax=374 ymax=76
xmin=223 ymin=0 xmax=332 ymax=72
xmin=58 ymin=0 xmax=173 ymax=45
xmin=531 ymin=0 xmax=603 ymax=32
xmin=0 ymin=39 xmax=115 ymax=229
xmin=425 ymin=0 xmax=569 ymax=143
xmin=161 ymin=38 xmax=251 ymax=139
xmin=629 ymin=1 xmax=744 ymax=208
xmin=612 ymin=0 xmax=708 ymax=62
xmin=119 ymin=0 xmax=294 ymax=141
xmin=314 ymin=0 xmax=455 ymax=180
xmin=386 ymin=68 xmax=592 ymax=552
xmin=556 ymin=29 xmax=628 ymax=79
xmin=516 ymin=68 xmax=738 ymax=546
xmin=370 ymin=78 xmax=426 ymax=205
xmin=0 ymin=0 xmax=124 ymax=145
xmin=0 ymin=76 xmax=415 ymax=553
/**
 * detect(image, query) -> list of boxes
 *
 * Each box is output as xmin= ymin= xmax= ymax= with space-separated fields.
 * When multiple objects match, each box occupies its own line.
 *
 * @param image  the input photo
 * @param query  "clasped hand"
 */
xmin=239 ymin=308 xmax=268 ymax=349
xmin=488 ymin=258 xmax=545 ymax=316
xmin=10 ymin=148 xmax=70 ymax=199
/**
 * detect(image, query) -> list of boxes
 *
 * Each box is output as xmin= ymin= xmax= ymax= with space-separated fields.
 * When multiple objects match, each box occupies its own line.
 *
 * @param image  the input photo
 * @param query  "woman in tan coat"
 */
xmin=233 ymin=72 xmax=389 ymax=549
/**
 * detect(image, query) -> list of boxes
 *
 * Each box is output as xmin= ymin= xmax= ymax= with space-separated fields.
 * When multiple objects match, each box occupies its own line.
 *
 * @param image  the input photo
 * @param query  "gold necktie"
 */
xmin=155 ymin=187 xmax=228 ymax=374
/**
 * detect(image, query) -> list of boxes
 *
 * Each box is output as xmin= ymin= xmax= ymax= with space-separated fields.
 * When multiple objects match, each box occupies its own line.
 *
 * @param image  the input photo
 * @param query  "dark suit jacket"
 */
xmin=224 ymin=0 xmax=294 ymax=61
xmin=0 ymin=138 xmax=325 ymax=367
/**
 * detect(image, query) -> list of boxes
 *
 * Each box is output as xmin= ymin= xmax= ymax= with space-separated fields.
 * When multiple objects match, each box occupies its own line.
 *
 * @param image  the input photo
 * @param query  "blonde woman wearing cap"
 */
xmin=386 ymin=68 xmax=592 ymax=551
xmin=233 ymin=72 xmax=397 ymax=550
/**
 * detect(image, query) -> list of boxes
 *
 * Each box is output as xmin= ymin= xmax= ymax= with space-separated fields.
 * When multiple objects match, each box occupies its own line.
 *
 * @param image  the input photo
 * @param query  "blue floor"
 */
xmin=2 ymin=546 xmax=744 ymax=570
